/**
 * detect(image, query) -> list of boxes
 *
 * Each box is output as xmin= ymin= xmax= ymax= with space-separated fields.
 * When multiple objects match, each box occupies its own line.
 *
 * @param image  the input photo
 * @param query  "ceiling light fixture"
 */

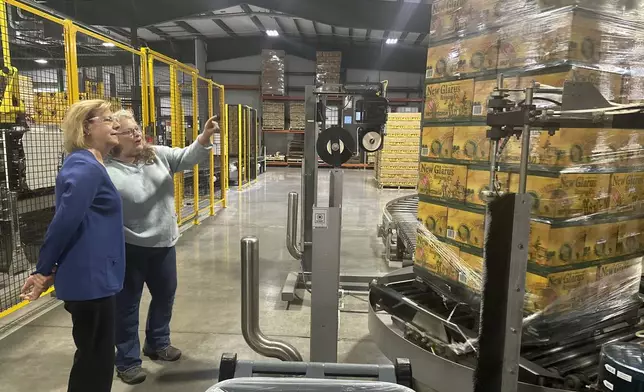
xmin=34 ymin=59 xmax=48 ymax=64
xmin=385 ymin=38 xmax=398 ymax=45
xmin=102 ymin=42 xmax=116 ymax=47
xmin=266 ymin=29 xmax=279 ymax=37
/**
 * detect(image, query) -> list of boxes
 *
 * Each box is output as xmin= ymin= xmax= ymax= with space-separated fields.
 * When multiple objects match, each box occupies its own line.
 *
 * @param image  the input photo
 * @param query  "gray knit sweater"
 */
xmin=106 ymin=141 xmax=212 ymax=248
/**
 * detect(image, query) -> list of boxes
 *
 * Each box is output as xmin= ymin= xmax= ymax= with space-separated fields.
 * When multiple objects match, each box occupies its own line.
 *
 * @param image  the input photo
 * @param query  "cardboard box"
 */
xmin=428 ymin=163 xmax=468 ymax=202
xmin=466 ymin=169 xmax=511 ymax=206
xmin=512 ymin=173 xmax=611 ymax=218
xmin=425 ymin=33 xmax=499 ymax=80
xmin=459 ymin=250 xmax=485 ymax=291
xmin=610 ymin=172 xmax=644 ymax=212
xmin=497 ymin=11 xmax=607 ymax=70
xmin=425 ymin=242 xmax=462 ymax=283
xmin=617 ymin=219 xmax=643 ymax=256
xmin=452 ymin=126 xmax=490 ymax=161
xmin=498 ymin=131 xmax=541 ymax=164
xmin=424 ymin=79 xmax=475 ymax=122
xmin=529 ymin=221 xmax=587 ymax=266
xmin=596 ymin=258 xmax=642 ymax=298
xmin=430 ymin=0 xmax=528 ymax=40
xmin=585 ymin=222 xmax=618 ymax=261
xmin=421 ymin=126 xmax=454 ymax=159
xmin=525 ymin=266 xmax=597 ymax=312
xmin=418 ymin=201 xmax=449 ymax=237
xmin=447 ymin=207 xmax=485 ymax=248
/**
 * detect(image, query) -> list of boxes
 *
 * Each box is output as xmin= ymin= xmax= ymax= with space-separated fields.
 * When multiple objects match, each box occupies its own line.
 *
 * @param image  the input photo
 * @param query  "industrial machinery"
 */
xmin=369 ymin=77 xmax=644 ymax=392
xmin=281 ymin=82 xmax=389 ymax=303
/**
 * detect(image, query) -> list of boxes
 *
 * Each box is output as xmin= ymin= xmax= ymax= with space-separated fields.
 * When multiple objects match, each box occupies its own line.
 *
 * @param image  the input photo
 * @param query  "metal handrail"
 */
xmin=286 ymin=192 xmax=302 ymax=260
xmin=241 ymin=236 xmax=303 ymax=361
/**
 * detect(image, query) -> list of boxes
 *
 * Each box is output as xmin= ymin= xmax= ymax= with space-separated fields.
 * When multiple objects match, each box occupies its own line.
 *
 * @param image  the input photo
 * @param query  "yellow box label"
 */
xmin=424 ymin=79 xmax=475 ymax=122
xmin=452 ymin=126 xmax=490 ymax=161
xmin=426 ymin=242 xmax=462 ymax=282
xmin=421 ymin=126 xmax=454 ymax=158
xmin=529 ymin=221 xmax=586 ymax=266
xmin=610 ymin=172 xmax=644 ymax=212
xmin=525 ymin=266 xmax=597 ymax=312
xmin=466 ymin=169 xmax=510 ymax=206
xmin=585 ymin=223 xmax=618 ymax=261
xmin=447 ymin=207 xmax=485 ymax=248
xmin=418 ymin=162 xmax=434 ymax=196
xmin=418 ymin=201 xmax=449 ymax=237
xmin=426 ymin=34 xmax=499 ymax=79
xmin=516 ymin=173 xmax=611 ymax=218
xmin=597 ymin=258 xmax=641 ymax=281
xmin=428 ymin=163 xmax=468 ymax=202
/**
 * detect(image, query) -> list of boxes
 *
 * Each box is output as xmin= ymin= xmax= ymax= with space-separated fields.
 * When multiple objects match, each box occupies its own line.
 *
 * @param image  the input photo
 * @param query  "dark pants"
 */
xmin=64 ymin=295 xmax=116 ymax=392
xmin=115 ymin=244 xmax=177 ymax=371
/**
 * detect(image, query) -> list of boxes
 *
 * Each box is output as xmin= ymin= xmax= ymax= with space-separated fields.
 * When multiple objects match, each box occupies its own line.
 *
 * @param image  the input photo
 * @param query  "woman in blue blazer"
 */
xmin=21 ymin=99 xmax=125 ymax=392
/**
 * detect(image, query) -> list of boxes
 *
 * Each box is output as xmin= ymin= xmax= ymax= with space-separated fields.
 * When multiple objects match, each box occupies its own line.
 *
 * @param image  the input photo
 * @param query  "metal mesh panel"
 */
xmin=176 ymin=69 xmax=194 ymax=224
xmin=149 ymin=60 xmax=173 ymax=146
xmin=250 ymin=108 xmax=258 ymax=181
xmin=195 ymin=77 xmax=211 ymax=212
xmin=0 ymin=2 xmax=65 ymax=312
xmin=74 ymin=30 xmax=143 ymax=124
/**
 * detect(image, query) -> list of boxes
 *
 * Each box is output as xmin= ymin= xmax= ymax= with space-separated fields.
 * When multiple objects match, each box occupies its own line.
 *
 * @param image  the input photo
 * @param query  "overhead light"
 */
xmin=385 ymin=38 xmax=398 ymax=45
xmin=102 ymin=42 xmax=116 ymax=48
xmin=34 ymin=59 xmax=48 ymax=64
xmin=266 ymin=29 xmax=279 ymax=37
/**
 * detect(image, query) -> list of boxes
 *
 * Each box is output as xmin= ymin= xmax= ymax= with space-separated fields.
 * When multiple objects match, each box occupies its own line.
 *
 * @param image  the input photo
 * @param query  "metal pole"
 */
xmin=518 ymin=87 xmax=533 ymax=194
xmin=302 ymin=86 xmax=318 ymax=273
xmin=240 ymin=237 xmax=303 ymax=362
xmin=488 ymin=74 xmax=504 ymax=195
xmin=286 ymin=192 xmax=302 ymax=260
xmin=329 ymin=170 xmax=343 ymax=208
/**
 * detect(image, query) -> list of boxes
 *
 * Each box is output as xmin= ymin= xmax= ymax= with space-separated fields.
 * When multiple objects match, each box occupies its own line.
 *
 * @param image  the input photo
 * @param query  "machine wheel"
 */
xmin=218 ymin=352 xmax=238 ymax=382
xmin=394 ymin=358 xmax=413 ymax=388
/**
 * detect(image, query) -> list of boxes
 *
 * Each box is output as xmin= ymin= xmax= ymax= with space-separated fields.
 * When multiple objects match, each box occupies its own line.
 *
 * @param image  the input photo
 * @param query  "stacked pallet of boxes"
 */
xmin=261 ymin=50 xmax=285 ymax=96
xmin=262 ymin=102 xmax=285 ymax=130
xmin=316 ymin=51 xmax=341 ymax=85
xmin=289 ymin=102 xmax=305 ymax=130
xmin=415 ymin=0 xmax=644 ymax=337
xmin=375 ymin=113 xmax=420 ymax=188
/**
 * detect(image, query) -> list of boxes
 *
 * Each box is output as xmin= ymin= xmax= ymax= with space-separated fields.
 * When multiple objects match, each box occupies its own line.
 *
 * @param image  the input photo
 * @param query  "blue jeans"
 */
xmin=115 ymin=244 xmax=177 ymax=372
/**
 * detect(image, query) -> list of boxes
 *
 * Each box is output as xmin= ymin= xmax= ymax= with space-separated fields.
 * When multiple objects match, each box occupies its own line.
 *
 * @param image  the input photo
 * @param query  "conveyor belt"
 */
xmin=378 ymin=195 xmax=418 ymax=265
xmin=369 ymin=268 xmax=644 ymax=392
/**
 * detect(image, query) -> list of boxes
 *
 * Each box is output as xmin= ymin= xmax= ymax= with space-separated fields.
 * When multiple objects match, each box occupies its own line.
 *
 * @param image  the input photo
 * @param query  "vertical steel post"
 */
xmin=302 ymin=86 xmax=318 ymax=274
xmin=0 ymin=1 xmax=11 ymax=70
xmin=208 ymin=83 xmax=215 ymax=215
xmin=139 ymin=51 xmax=150 ymax=130
xmin=63 ymin=21 xmax=79 ymax=105
xmin=170 ymin=65 xmax=182 ymax=221
xmin=221 ymin=89 xmax=229 ymax=202
xmin=519 ymin=87 xmax=534 ymax=194
xmin=310 ymin=170 xmax=343 ymax=363
xmin=192 ymin=74 xmax=199 ymax=224
xmin=238 ymin=104 xmax=243 ymax=189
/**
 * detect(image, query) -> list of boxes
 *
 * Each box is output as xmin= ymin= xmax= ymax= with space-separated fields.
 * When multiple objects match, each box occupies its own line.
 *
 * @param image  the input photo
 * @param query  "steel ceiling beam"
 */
xmin=399 ymin=31 xmax=409 ymax=42
xmin=365 ymin=29 xmax=372 ymax=42
xmin=273 ymin=16 xmax=288 ymax=36
xmin=175 ymin=21 xmax=207 ymax=40
xmin=213 ymin=19 xmax=238 ymax=37
xmin=414 ymin=32 xmax=427 ymax=46
xmin=293 ymin=19 xmax=305 ymax=37
xmin=146 ymin=26 xmax=173 ymax=41
xmin=44 ymin=0 xmax=430 ymax=33
xmin=241 ymin=3 xmax=266 ymax=33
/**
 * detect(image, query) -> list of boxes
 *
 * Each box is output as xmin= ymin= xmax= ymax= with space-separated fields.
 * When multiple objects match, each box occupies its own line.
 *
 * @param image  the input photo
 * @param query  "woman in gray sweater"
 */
xmin=106 ymin=110 xmax=219 ymax=384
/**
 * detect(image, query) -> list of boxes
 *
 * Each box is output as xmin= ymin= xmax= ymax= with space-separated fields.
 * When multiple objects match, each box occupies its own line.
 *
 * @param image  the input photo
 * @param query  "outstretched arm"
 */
xmin=157 ymin=116 xmax=220 ymax=173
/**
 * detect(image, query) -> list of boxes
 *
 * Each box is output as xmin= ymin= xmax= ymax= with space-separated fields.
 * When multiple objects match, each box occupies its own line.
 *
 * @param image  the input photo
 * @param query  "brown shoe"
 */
xmin=143 ymin=345 xmax=182 ymax=362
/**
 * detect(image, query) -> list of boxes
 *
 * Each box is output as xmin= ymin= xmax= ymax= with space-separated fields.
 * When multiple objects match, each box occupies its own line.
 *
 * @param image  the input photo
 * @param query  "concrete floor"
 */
xmin=0 ymin=168 xmax=414 ymax=392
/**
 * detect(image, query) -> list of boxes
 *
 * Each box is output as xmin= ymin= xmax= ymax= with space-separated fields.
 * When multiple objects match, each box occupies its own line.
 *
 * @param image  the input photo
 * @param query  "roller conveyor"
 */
xmin=368 ymin=268 xmax=644 ymax=392
xmin=377 ymin=195 xmax=418 ymax=266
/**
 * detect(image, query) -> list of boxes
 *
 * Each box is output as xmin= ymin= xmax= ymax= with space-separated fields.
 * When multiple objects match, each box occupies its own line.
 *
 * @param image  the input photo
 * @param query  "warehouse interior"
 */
xmin=2 ymin=0 xmax=644 ymax=391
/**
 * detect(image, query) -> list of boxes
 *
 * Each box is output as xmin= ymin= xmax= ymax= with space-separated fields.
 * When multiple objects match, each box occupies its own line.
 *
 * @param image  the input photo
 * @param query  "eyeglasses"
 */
xmin=88 ymin=115 xmax=116 ymax=124
xmin=117 ymin=127 xmax=142 ymax=137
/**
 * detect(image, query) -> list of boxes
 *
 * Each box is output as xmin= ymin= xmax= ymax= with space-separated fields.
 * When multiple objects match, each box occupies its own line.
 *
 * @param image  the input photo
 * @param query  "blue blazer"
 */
xmin=35 ymin=149 xmax=125 ymax=301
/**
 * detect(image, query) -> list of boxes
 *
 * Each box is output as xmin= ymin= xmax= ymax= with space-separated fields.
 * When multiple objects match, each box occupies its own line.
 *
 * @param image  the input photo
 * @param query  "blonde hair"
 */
xmin=61 ymin=99 xmax=112 ymax=153
xmin=112 ymin=109 xmax=157 ymax=165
